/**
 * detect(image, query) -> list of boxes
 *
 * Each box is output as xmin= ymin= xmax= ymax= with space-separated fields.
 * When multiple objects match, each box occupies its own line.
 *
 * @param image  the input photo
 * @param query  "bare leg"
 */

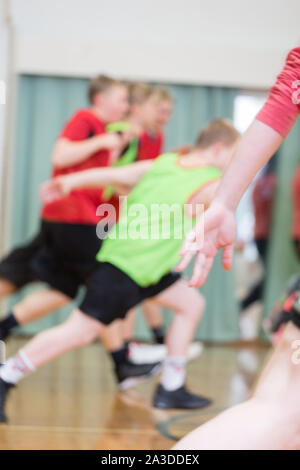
xmin=143 ymin=300 xmax=163 ymax=329
xmin=13 ymin=288 xmax=71 ymax=325
xmin=154 ymin=279 xmax=205 ymax=357
xmin=174 ymin=322 xmax=300 ymax=450
xmin=0 ymin=278 xmax=16 ymax=298
xmin=121 ymin=309 xmax=137 ymax=343
xmin=23 ymin=309 xmax=103 ymax=368
xmin=121 ymin=302 xmax=163 ymax=344
xmin=101 ymin=320 xmax=125 ymax=352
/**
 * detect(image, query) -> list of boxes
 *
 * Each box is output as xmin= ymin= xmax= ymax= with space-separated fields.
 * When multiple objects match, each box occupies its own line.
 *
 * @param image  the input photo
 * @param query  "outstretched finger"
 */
xmin=179 ymin=229 xmax=197 ymax=256
xmin=190 ymin=255 xmax=214 ymax=287
xmin=222 ymin=244 xmax=234 ymax=271
xmin=176 ymin=249 xmax=196 ymax=272
xmin=188 ymin=252 xmax=206 ymax=286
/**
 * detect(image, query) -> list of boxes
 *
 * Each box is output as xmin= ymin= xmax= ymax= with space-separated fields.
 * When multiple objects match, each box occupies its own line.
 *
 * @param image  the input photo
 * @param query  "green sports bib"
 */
xmin=104 ymin=121 xmax=139 ymax=200
xmin=98 ymin=153 xmax=221 ymax=286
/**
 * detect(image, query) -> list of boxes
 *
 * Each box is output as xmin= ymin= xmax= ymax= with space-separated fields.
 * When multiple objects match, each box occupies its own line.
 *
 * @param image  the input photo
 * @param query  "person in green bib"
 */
xmin=0 ymin=120 xmax=240 ymax=419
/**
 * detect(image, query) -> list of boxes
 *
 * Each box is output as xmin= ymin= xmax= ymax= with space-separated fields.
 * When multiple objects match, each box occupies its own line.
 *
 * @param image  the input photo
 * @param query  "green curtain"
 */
xmin=263 ymin=119 xmax=300 ymax=323
xmin=6 ymin=75 xmax=239 ymax=341
xmin=8 ymin=76 xmax=89 ymax=334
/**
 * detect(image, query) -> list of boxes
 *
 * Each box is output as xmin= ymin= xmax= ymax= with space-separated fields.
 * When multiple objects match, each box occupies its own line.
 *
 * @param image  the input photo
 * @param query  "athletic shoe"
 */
xmin=128 ymin=342 xmax=203 ymax=364
xmin=153 ymin=384 xmax=212 ymax=409
xmin=0 ymin=376 xmax=14 ymax=423
xmin=265 ymin=274 xmax=300 ymax=333
xmin=115 ymin=360 xmax=162 ymax=390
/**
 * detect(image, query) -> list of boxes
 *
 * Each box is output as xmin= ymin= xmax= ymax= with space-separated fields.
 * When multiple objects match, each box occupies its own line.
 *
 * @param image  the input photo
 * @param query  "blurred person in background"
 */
xmin=240 ymin=154 xmax=277 ymax=316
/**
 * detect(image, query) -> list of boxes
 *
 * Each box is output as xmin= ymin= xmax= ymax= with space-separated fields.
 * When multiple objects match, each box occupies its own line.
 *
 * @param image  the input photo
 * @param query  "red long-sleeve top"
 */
xmin=256 ymin=47 xmax=300 ymax=137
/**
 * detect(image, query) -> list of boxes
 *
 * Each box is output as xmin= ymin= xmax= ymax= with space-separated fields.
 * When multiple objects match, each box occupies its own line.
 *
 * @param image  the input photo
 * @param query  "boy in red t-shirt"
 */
xmin=0 ymin=75 xmax=129 ymax=312
xmin=0 ymin=82 xmax=161 ymax=336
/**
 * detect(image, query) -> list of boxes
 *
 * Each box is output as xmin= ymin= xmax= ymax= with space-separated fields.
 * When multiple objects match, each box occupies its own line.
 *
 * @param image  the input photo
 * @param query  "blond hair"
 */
xmin=151 ymin=85 xmax=173 ymax=103
xmin=88 ymin=75 xmax=124 ymax=104
xmin=196 ymin=119 xmax=240 ymax=149
xmin=128 ymin=82 xmax=153 ymax=106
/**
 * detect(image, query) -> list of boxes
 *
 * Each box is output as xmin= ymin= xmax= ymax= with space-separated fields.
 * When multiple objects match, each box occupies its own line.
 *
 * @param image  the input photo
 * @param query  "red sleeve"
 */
xmin=256 ymin=48 xmax=300 ymax=137
xmin=60 ymin=110 xmax=95 ymax=141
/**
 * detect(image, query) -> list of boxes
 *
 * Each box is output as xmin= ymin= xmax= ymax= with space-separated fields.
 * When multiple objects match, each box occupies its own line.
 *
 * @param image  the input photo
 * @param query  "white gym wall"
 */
xmin=10 ymin=0 xmax=300 ymax=87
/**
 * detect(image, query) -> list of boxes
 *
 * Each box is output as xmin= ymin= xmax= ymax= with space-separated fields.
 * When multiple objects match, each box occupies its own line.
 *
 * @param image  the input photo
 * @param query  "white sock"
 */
xmin=161 ymin=356 xmax=186 ymax=391
xmin=0 ymin=349 xmax=35 ymax=384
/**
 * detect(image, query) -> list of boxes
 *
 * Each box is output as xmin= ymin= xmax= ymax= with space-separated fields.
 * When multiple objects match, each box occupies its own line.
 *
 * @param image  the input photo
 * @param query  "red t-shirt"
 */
xmin=137 ymin=131 xmax=164 ymax=160
xmin=42 ymin=109 xmax=110 ymax=225
xmin=257 ymin=47 xmax=300 ymax=137
xmin=253 ymin=173 xmax=276 ymax=239
xmin=291 ymin=167 xmax=300 ymax=239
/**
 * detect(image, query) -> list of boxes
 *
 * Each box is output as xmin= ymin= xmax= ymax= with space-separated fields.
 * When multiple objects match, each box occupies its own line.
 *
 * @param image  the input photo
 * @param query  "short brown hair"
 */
xmin=196 ymin=119 xmax=240 ymax=149
xmin=128 ymin=82 xmax=153 ymax=106
xmin=151 ymin=86 xmax=173 ymax=103
xmin=88 ymin=75 xmax=124 ymax=104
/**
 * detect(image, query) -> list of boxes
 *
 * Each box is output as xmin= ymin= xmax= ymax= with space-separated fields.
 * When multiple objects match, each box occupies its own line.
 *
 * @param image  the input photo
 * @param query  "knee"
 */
xmin=179 ymin=292 xmax=205 ymax=320
xmin=67 ymin=310 xmax=102 ymax=347
xmin=0 ymin=278 xmax=16 ymax=296
xmin=192 ymin=291 xmax=205 ymax=313
xmin=17 ymin=295 xmax=34 ymax=313
xmin=78 ymin=326 xmax=99 ymax=346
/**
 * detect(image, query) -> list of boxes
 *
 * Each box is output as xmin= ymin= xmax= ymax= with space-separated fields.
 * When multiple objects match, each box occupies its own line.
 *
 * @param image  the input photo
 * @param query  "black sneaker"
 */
xmin=153 ymin=384 xmax=212 ymax=409
xmin=0 ymin=327 xmax=10 ymax=341
xmin=0 ymin=376 xmax=15 ymax=423
xmin=115 ymin=360 xmax=161 ymax=390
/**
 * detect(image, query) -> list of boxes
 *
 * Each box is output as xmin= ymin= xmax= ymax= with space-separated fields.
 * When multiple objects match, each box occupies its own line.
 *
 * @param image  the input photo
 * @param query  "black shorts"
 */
xmin=0 ymin=230 xmax=44 ymax=288
xmin=80 ymin=262 xmax=181 ymax=325
xmin=0 ymin=221 xmax=102 ymax=298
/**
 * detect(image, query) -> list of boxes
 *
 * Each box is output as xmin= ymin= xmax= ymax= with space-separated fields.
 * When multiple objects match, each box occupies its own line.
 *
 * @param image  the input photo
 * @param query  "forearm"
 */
xmin=214 ymin=120 xmax=283 ymax=211
xmin=65 ymin=161 xmax=152 ymax=190
xmin=63 ymin=167 xmax=124 ymax=189
xmin=119 ymin=160 xmax=153 ymax=185
xmin=52 ymin=135 xmax=111 ymax=169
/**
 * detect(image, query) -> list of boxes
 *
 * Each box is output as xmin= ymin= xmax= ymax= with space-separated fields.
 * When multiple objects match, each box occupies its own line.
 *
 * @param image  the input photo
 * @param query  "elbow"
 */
xmin=52 ymin=140 xmax=71 ymax=169
xmin=52 ymin=150 xmax=67 ymax=169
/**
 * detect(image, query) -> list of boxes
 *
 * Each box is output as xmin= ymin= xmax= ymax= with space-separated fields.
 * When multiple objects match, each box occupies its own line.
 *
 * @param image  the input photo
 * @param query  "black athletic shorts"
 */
xmin=0 ymin=230 xmax=44 ymax=288
xmin=79 ymin=262 xmax=181 ymax=325
xmin=0 ymin=220 xmax=102 ymax=298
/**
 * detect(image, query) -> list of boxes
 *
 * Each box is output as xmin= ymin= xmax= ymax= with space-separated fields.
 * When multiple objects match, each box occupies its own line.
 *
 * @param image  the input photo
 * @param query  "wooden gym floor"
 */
xmin=0 ymin=338 xmax=270 ymax=450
